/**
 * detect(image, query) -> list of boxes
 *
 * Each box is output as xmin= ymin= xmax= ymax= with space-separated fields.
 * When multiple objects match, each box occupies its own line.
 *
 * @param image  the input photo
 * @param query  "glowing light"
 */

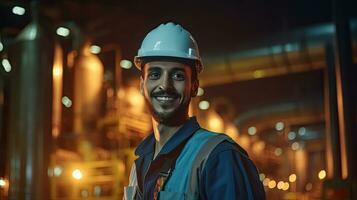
xmin=72 ymin=169 xmax=83 ymax=180
xmin=207 ymin=112 xmax=224 ymax=132
xmin=275 ymin=121 xmax=284 ymax=131
xmin=289 ymin=174 xmax=297 ymax=182
xmin=305 ymin=183 xmax=313 ymax=191
xmin=2 ymin=58 xmax=11 ymax=72
xmin=0 ymin=42 xmax=3 ymax=52
xmin=282 ymin=182 xmax=290 ymax=191
xmin=62 ymin=96 xmax=72 ymax=108
xmin=274 ymin=148 xmax=283 ymax=156
xmin=268 ymin=180 xmax=276 ymax=189
xmin=288 ymin=131 xmax=296 ymax=140
xmin=248 ymin=126 xmax=257 ymax=136
xmin=53 ymin=66 xmax=62 ymax=77
xmin=291 ymin=142 xmax=300 ymax=150
xmin=120 ymin=60 xmax=133 ymax=69
xmin=253 ymin=70 xmax=265 ymax=78
xmin=12 ymin=6 xmax=25 ymax=15
xmin=0 ymin=178 xmax=6 ymax=187
xmin=298 ymin=127 xmax=306 ymax=136
xmin=56 ymin=27 xmax=70 ymax=37
xmin=197 ymin=87 xmax=204 ymax=96
xmin=90 ymin=45 xmax=101 ymax=54
xmin=263 ymin=178 xmax=270 ymax=186
xmin=259 ymin=173 xmax=266 ymax=181
xmin=199 ymin=100 xmax=210 ymax=110
xmin=54 ymin=166 xmax=62 ymax=177
xmin=252 ymin=141 xmax=265 ymax=154
xmin=318 ymin=170 xmax=326 ymax=180
xmin=277 ymin=181 xmax=284 ymax=189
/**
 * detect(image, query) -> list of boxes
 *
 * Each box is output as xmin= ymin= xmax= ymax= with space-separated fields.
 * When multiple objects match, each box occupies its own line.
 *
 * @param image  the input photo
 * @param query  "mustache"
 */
xmin=151 ymin=90 xmax=179 ymax=97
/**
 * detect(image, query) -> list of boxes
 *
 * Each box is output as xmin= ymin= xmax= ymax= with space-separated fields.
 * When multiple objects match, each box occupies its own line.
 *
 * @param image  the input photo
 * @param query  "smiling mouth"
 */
xmin=153 ymin=95 xmax=178 ymax=103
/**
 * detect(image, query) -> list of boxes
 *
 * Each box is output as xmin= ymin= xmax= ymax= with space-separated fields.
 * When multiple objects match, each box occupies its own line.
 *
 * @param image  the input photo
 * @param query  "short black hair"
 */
xmin=140 ymin=56 xmax=198 ymax=82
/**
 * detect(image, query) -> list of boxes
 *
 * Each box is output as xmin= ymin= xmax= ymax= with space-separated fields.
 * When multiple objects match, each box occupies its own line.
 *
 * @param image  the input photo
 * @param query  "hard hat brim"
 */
xmin=134 ymin=55 xmax=202 ymax=73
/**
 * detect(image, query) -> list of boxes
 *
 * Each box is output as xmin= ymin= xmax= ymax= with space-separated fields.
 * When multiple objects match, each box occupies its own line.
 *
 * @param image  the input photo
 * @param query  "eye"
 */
xmin=148 ymin=71 xmax=160 ymax=80
xmin=172 ymin=72 xmax=185 ymax=81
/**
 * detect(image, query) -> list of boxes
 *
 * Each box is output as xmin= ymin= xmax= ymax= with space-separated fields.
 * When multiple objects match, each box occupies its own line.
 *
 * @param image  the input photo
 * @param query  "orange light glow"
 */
xmin=289 ymin=174 xmax=297 ymax=182
xmin=268 ymin=180 xmax=276 ymax=189
xmin=318 ymin=170 xmax=326 ymax=180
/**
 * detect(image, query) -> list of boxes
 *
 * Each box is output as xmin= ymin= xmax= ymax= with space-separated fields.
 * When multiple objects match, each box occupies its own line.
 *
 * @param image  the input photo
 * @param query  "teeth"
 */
xmin=156 ymin=96 xmax=174 ymax=101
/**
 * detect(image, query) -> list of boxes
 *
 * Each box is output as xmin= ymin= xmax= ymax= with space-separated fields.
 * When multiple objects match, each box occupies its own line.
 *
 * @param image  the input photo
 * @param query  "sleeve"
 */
xmin=199 ymin=141 xmax=266 ymax=200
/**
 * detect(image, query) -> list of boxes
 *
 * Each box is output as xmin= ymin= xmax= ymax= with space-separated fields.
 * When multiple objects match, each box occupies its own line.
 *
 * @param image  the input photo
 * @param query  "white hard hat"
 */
xmin=134 ymin=22 xmax=203 ymax=73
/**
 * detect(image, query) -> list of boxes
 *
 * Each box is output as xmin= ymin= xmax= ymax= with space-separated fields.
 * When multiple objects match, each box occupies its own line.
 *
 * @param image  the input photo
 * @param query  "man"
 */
xmin=124 ymin=22 xmax=265 ymax=200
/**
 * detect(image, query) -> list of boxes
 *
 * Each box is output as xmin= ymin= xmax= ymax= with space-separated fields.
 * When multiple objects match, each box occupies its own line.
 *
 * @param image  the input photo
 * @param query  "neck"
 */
xmin=152 ymin=117 xmax=188 ymax=159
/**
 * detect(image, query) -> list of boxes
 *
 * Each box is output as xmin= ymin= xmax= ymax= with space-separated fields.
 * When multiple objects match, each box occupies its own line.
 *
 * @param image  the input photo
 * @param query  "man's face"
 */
xmin=140 ymin=61 xmax=198 ymax=125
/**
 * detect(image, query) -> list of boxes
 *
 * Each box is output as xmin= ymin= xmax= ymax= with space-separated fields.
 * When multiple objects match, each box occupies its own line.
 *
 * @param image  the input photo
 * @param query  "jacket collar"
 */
xmin=134 ymin=117 xmax=200 ymax=157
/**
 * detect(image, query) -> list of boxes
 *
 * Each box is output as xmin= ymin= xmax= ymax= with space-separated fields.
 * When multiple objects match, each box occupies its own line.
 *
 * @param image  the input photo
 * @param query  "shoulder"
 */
xmin=208 ymin=140 xmax=250 ymax=161
xmin=195 ymin=129 xmax=249 ymax=161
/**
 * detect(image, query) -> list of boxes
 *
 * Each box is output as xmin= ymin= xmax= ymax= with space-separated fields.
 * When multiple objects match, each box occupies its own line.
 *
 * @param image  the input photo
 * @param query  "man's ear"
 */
xmin=191 ymin=79 xmax=199 ymax=97
xmin=140 ymin=76 xmax=144 ymax=95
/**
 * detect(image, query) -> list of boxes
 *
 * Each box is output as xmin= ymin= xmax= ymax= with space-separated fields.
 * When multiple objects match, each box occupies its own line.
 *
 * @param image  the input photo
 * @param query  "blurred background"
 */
xmin=0 ymin=0 xmax=357 ymax=199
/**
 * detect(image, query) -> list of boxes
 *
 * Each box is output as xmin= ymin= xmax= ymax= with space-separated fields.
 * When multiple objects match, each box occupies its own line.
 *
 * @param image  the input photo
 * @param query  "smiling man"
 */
xmin=124 ymin=22 xmax=265 ymax=200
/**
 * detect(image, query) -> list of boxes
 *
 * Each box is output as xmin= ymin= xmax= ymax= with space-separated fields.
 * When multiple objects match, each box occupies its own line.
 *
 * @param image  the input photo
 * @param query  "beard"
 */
xmin=144 ymin=94 xmax=190 ymax=126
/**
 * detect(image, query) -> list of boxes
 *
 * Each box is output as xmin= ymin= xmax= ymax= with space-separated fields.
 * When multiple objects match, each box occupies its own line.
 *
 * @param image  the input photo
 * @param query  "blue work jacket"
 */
xmin=133 ymin=117 xmax=266 ymax=200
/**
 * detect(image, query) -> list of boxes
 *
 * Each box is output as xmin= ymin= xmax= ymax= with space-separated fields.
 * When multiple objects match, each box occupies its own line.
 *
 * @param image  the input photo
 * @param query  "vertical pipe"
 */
xmin=332 ymin=0 xmax=356 ymax=180
xmin=52 ymin=43 xmax=63 ymax=139
xmin=323 ymin=43 xmax=341 ymax=179
xmin=7 ymin=6 xmax=53 ymax=199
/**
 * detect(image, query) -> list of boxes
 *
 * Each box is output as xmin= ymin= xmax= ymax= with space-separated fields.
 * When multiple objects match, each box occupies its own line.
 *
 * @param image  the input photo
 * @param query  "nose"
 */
xmin=158 ymin=73 xmax=173 ymax=91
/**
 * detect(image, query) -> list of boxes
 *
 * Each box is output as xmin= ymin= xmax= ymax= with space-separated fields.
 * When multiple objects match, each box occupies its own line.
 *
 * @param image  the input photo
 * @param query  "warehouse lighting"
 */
xmin=289 ymin=174 xmax=297 ymax=182
xmin=54 ymin=166 xmax=63 ymax=177
xmin=12 ymin=6 xmax=25 ymax=15
xmin=277 ymin=181 xmax=284 ymax=189
xmin=0 ymin=178 xmax=6 ymax=187
xmin=53 ymin=66 xmax=62 ymax=77
xmin=268 ymin=180 xmax=276 ymax=189
xmin=275 ymin=121 xmax=284 ymax=131
xmin=262 ymin=178 xmax=270 ymax=186
xmin=198 ymin=100 xmax=210 ymax=110
xmin=274 ymin=148 xmax=283 ymax=156
xmin=282 ymin=182 xmax=290 ymax=191
xmin=90 ymin=45 xmax=101 ymax=54
xmin=259 ymin=173 xmax=265 ymax=181
xmin=56 ymin=27 xmax=70 ymax=37
xmin=72 ymin=169 xmax=83 ymax=180
xmin=298 ymin=127 xmax=306 ymax=136
xmin=248 ymin=126 xmax=257 ymax=136
xmin=197 ymin=87 xmax=204 ymax=96
xmin=318 ymin=170 xmax=326 ymax=180
xmin=288 ymin=131 xmax=296 ymax=140
xmin=62 ymin=96 xmax=72 ymax=108
xmin=291 ymin=142 xmax=300 ymax=150
xmin=120 ymin=60 xmax=133 ymax=69
xmin=2 ymin=58 xmax=12 ymax=72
